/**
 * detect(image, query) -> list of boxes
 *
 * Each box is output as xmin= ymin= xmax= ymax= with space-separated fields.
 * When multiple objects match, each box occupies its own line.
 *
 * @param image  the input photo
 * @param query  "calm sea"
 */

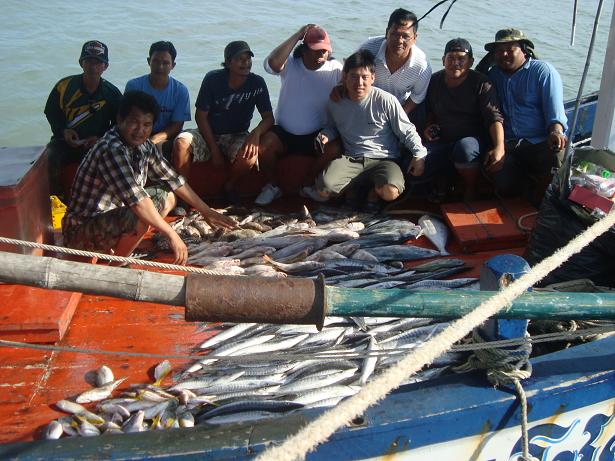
xmin=0 ymin=0 xmax=612 ymax=147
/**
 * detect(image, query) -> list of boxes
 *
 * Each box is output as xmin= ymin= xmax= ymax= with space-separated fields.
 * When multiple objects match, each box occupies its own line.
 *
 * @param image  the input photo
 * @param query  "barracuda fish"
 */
xmin=170 ymin=371 xmax=245 ymax=392
xmin=412 ymin=258 xmax=465 ymax=272
xmin=197 ymin=400 xmax=304 ymax=422
xmin=361 ymin=280 xmax=409 ymax=289
xmin=199 ymin=323 xmax=257 ymax=349
xmin=360 ymin=337 xmax=380 ymax=385
xmin=278 ymin=368 xmax=358 ymax=395
xmin=305 ymin=249 xmax=347 ymax=262
xmin=350 ymin=249 xmax=379 ymax=262
xmin=291 ymin=385 xmax=361 ymax=405
xmin=270 ymin=236 xmax=329 ymax=261
xmin=263 ymin=255 xmax=325 ymax=274
xmin=418 ymin=215 xmax=450 ymax=255
xmin=322 ymin=259 xmax=399 ymax=274
xmin=367 ymin=245 xmax=441 ymax=262
xmin=404 ymin=278 xmax=479 ymax=290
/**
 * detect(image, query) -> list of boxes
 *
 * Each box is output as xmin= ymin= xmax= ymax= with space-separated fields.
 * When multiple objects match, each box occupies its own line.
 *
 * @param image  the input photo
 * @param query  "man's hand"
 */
xmin=299 ymin=24 xmax=317 ymax=40
xmin=211 ymin=147 xmax=225 ymax=167
xmin=548 ymin=131 xmax=567 ymax=152
xmin=329 ymin=84 xmax=345 ymax=102
xmin=423 ymin=124 xmax=441 ymax=142
xmin=484 ymin=146 xmax=505 ymax=173
xmin=314 ymin=132 xmax=328 ymax=154
xmin=168 ymin=232 xmax=188 ymax=265
xmin=240 ymin=131 xmax=260 ymax=159
xmin=407 ymin=157 xmax=425 ymax=177
xmin=202 ymin=208 xmax=237 ymax=230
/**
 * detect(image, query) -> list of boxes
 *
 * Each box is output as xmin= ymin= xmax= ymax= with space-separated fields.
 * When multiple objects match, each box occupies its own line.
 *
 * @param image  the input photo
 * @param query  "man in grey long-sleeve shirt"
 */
xmin=311 ymin=50 xmax=427 ymax=210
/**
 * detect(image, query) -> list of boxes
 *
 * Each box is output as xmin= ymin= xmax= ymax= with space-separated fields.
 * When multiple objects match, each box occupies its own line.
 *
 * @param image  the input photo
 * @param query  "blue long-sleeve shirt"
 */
xmin=488 ymin=58 xmax=567 ymax=144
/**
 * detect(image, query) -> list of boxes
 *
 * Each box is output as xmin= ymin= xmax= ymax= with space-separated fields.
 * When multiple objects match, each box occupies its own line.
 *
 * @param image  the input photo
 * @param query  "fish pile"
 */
xmin=47 ymin=315 xmax=475 ymax=439
xmin=153 ymin=205 xmax=461 ymax=285
xmin=45 ymin=207 xmax=480 ymax=438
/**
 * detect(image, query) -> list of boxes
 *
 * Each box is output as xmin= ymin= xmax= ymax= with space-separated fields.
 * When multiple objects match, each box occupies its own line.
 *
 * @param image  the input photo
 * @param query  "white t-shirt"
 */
xmin=264 ymin=54 xmax=342 ymax=135
xmin=359 ymin=36 xmax=431 ymax=105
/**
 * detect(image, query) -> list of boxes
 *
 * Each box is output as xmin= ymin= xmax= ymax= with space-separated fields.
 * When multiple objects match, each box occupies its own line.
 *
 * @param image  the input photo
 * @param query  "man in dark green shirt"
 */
xmin=44 ymin=40 xmax=122 ymax=197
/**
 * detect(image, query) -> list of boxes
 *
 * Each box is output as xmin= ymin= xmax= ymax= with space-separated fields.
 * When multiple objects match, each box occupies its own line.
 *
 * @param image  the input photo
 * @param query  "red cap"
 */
xmin=303 ymin=26 xmax=332 ymax=52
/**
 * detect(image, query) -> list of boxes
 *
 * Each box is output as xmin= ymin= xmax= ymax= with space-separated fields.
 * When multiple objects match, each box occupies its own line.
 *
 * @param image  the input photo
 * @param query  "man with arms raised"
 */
xmin=125 ymin=41 xmax=191 ymax=157
xmin=172 ymin=41 xmax=273 ymax=204
xmin=485 ymin=28 xmax=567 ymax=203
xmin=256 ymin=25 xmax=343 ymax=206
xmin=359 ymin=9 xmax=431 ymax=124
xmin=63 ymin=91 xmax=235 ymax=265
xmin=312 ymin=50 xmax=427 ymax=212
xmin=423 ymin=38 xmax=504 ymax=201
xmin=45 ymin=40 xmax=121 ymax=197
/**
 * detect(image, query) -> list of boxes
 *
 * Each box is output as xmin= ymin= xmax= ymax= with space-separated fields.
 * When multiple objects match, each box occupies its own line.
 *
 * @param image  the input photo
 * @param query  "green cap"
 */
xmin=484 ymin=28 xmax=535 ymax=52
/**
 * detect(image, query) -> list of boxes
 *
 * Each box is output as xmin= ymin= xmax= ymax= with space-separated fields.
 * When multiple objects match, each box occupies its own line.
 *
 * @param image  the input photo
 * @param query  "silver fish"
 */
xmin=360 ymin=337 xmax=380 ymax=385
xmin=44 ymin=420 xmax=63 ymax=440
xmin=76 ymin=378 xmax=127 ymax=404
xmin=418 ymin=215 xmax=450 ymax=255
xmin=405 ymin=278 xmax=478 ymax=290
xmin=95 ymin=365 xmax=114 ymax=387
xmin=154 ymin=360 xmax=172 ymax=384
xmin=367 ymin=245 xmax=440 ymax=262
xmin=292 ymin=385 xmax=361 ymax=405
xmin=199 ymin=323 xmax=257 ymax=349
xmin=122 ymin=410 xmax=145 ymax=433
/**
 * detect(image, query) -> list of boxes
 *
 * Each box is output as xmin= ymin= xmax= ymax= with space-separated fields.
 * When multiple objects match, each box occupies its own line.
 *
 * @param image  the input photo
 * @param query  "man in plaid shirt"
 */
xmin=63 ymin=91 xmax=235 ymax=264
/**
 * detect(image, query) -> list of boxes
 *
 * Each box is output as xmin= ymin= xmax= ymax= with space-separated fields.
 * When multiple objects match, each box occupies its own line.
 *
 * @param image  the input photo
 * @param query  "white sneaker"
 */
xmin=255 ymin=183 xmax=282 ymax=206
xmin=300 ymin=185 xmax=328 ymax=202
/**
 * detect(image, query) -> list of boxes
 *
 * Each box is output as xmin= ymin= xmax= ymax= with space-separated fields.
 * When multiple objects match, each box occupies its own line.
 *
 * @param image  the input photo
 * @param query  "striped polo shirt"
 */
xmin=359 ymin=36 xmax=432 ymax=106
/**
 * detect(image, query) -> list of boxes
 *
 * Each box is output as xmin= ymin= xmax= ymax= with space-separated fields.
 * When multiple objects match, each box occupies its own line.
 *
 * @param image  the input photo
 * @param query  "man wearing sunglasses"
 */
xmin=44 ymin=40 xmax=122 ymax=198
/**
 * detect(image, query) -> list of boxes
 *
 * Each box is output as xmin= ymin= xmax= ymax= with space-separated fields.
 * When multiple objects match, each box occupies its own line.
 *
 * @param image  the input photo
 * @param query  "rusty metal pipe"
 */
xmin=185 ymin=274 xmax=326 ymax=330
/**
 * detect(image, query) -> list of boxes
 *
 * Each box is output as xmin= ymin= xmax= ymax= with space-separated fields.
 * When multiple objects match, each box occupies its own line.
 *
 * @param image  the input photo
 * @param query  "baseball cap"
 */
xmin=79 ymin=40 xmax=109 ymax=64
xmin=484 ymin=28 xmax=535 ymax=52
xmin=303 ymin=26 xmax=332 ymax=52
xmin=444 ymin=38 xmax=473 ymax=58
xmin=224 ymin=41 xmax=254 ymax=62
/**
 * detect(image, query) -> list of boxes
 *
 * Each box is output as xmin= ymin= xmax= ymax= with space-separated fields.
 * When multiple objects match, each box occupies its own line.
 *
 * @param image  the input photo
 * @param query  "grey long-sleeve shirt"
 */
xmin=321 ymin=86 xmax=427 ymax=160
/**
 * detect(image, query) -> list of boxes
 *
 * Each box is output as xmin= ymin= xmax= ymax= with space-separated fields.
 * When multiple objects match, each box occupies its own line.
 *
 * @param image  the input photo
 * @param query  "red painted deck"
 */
xmin=0 ymin=148 xmax=533 ymax=444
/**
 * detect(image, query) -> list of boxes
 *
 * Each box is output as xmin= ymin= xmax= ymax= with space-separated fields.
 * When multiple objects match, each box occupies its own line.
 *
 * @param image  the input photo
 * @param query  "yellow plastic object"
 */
xmin=50 ymin=195 xmax=67 ymax=230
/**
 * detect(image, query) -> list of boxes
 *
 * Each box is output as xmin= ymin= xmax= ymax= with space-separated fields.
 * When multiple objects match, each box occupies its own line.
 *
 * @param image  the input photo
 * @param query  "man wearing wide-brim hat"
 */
xmin=484 ymin=28 xmax=568 ymax=205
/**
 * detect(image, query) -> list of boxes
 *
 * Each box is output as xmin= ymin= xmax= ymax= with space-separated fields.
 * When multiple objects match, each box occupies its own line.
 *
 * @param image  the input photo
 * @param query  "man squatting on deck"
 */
xmin=62 ymin=91 xmax=236 ymax=264
xmin=310 ymin=50 xmax=427 ymax=212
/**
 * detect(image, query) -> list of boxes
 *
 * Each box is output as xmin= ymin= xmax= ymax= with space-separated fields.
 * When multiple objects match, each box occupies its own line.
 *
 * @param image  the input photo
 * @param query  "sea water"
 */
xmin=0 ymin=0 xmax=612 ymax=147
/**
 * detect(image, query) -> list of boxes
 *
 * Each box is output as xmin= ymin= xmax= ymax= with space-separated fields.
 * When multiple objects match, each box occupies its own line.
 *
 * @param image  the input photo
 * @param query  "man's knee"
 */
xmin=376 ymin=184 xmax=401 ymax=201
xmin=172 ymin=137 xmax=193 ymax=163
xmin=260 ymin=131 xmax=283 ymax=158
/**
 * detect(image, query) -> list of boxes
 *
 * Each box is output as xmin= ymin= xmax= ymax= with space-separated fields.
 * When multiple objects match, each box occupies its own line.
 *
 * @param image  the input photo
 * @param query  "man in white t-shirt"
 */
xmin=255 ymin=24 xmax=343 ymax=205
xmin=359 ymin=8 xmax=431 ymax=128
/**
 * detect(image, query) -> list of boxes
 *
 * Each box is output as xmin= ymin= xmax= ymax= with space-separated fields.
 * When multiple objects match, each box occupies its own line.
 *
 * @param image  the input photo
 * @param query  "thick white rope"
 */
xmin=257 ymin=209 xmax=615 ymax=461
xmin=0 ymin=236 xmax=226 ymax=275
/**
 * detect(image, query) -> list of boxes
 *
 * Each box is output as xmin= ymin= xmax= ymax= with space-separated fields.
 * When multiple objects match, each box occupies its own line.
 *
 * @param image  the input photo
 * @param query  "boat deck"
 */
xmin=0 ymin=201 xmax=526 ymax=444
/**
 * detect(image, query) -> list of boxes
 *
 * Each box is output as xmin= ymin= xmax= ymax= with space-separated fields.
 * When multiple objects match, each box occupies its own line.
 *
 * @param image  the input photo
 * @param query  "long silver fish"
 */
xmin=367 ymin=245 xmax=440 ymax=262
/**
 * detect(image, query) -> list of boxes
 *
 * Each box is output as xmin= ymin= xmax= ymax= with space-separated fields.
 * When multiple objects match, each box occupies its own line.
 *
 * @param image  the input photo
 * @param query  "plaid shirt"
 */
xmin=64 ymin=127 xmax=185 ymax=227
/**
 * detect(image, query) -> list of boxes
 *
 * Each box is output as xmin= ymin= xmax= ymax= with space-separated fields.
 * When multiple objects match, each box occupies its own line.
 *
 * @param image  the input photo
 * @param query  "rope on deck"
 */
xmin=0 ymin=236 xmax=228 ymax=275
xmin=256 ymin=209 xmax=615 ymax=461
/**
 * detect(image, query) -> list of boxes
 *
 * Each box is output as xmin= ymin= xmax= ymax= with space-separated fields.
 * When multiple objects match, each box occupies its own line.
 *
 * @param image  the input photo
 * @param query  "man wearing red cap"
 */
xmin=256 ymin=24 xmax=343 ymax=206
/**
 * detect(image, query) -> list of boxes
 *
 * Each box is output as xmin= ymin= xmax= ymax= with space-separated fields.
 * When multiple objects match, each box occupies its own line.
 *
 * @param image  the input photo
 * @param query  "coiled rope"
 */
xmin=0 ymin=236 xmax=226 ymax=275
xmin=256 ymin=209 xmax=615 ymax=461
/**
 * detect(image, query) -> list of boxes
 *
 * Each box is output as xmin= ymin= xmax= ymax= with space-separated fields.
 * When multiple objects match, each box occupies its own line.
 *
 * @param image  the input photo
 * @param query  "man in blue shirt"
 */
xmin=485 ymin=28 xmax=568 ymax=204
xmin=125 ymin=41 xmax=191 ymax=158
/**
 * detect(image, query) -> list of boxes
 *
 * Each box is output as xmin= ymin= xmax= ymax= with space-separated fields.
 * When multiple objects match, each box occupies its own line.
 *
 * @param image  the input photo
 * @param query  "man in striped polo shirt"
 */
xmin=359 ymin=8 xmax=432 ymax=130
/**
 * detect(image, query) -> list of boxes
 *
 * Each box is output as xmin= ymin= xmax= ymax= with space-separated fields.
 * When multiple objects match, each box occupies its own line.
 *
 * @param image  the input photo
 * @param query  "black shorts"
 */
xmin=271 ymin=125 xmax=319 ymax=156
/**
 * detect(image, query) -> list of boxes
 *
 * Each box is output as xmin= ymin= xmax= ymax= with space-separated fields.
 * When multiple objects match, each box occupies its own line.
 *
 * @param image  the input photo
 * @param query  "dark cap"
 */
xmin=224 ymin=41 xmax=254 ymax=62
xmin=79 ymin=40 xmax=109 ymax=64
xmin=303 ymin=26 xmax=332 ymax=52
xmin=444 ymin=38 xmax=473 ymax=58
xmin=484 ymin=28 xmax=535 ymax=52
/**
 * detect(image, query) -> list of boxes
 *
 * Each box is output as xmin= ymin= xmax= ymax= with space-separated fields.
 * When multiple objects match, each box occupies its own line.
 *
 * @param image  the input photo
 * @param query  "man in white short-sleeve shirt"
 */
xmin=256 ymin=24 xmax=343 ymax=206
xmin=359 ymin=8 xmax=431 ymax=123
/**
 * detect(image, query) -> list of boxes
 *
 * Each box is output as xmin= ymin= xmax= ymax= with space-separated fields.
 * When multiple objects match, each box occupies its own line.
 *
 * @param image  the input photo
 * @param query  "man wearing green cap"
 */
xmin=484 ymin=28 xmax=568 ymax=203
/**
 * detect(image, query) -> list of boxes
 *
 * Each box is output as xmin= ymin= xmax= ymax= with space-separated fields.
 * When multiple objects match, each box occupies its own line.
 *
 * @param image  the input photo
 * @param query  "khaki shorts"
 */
xmin=316 ymin=155 xmax=406 ymax=195
xmin=63 ymin=186 xmax=169 ymax=253
xmin=176 ymin=129 xmax=248 ymax=163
